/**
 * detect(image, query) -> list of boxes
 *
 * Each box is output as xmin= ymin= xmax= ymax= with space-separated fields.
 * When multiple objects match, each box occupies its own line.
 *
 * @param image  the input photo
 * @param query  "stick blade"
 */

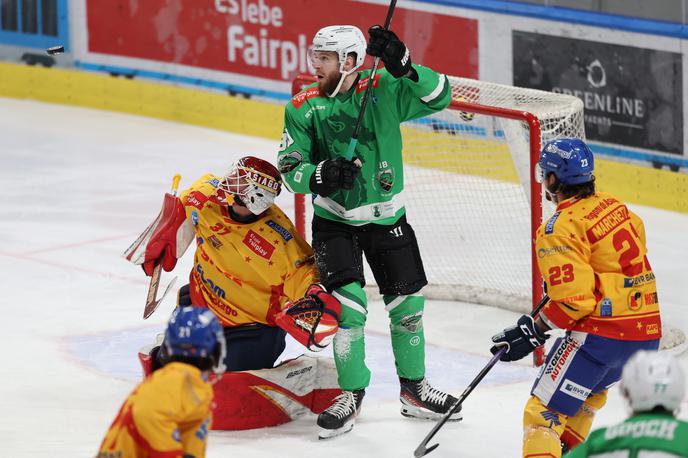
xmin=143 ymin=275 xmax=177 ymax=319
xmin=414 ymin=442 xmax=439 ymax=457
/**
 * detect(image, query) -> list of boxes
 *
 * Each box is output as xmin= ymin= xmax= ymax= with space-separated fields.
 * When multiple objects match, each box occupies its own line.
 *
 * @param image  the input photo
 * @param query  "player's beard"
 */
xmin=317 ymin=69 xmax=343 ymax=97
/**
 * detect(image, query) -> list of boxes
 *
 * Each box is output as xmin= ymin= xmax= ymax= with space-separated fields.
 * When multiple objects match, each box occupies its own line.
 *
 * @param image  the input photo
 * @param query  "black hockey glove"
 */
xmin=309 ymin=157 xmax=360 ymax=197
xmin=490 ymin=315 xmax=549 ymax=362
xmin=366 ymin=25 xmax=413 ymax=79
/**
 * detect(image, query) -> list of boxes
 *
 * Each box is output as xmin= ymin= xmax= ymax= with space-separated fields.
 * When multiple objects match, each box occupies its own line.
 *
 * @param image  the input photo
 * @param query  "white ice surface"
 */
xmin=1 ymin=98 xmax=686 ymax=457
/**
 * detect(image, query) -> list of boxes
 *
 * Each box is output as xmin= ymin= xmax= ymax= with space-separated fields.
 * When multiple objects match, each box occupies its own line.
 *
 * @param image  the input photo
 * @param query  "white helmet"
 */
xmin=620 ymin=350 xmax=685 ymax=414
xmin=311 ymin=25 xmax=366 ymax=97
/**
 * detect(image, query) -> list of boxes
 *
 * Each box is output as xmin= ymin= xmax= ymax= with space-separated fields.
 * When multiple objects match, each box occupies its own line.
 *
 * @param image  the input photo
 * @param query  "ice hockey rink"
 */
xmin=1 ymin=97 xmax=686 ymax=457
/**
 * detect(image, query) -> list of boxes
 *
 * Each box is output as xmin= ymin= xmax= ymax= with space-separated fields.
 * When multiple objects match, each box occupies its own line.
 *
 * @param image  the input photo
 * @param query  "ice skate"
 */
xmin=400 ymin=377 xmax=462 ymax=421
xmin=317 ymin=390 xmax=365 ymax=439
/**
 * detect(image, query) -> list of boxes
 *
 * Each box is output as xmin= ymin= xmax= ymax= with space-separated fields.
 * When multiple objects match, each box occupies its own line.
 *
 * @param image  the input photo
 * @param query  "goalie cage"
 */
xmin=290 ymin=74 xmax=687 ymax=364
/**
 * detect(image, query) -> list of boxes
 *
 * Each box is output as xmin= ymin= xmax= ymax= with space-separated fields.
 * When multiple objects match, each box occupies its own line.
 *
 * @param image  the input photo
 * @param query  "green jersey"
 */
xmin=565 ymin=413 xmax=688 ymax=457
xmin=278 ymin=64 xmax=451 ymax=226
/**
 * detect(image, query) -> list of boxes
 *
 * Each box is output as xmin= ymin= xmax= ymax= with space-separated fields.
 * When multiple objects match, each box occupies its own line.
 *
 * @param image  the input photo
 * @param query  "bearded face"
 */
xmin=317 ymin=66 xmax=343 ymax=97
xmin=311 ymin=51 xmax=343 ymax=97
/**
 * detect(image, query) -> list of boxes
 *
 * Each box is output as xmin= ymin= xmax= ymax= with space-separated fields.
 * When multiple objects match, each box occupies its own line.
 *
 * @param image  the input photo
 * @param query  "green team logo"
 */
xmin=278 ymin=151 xmax=303 ymax=174
xmin=327 ymin=118 xmax=346 ymax=132
xmin=377 ymin=168 xmax=394 ymax=192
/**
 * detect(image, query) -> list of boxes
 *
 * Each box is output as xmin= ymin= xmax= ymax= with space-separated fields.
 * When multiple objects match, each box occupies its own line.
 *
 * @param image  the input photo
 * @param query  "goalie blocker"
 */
xmin=275 ymin=284 xmax=341 ymax=352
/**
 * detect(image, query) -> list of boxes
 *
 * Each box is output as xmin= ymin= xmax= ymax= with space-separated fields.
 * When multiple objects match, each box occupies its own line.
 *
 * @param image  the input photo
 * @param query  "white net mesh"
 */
xmin=395 ymin=76 xmax=584 ymax=312
xmin=293 ymin=74 xmax=684 ymax=354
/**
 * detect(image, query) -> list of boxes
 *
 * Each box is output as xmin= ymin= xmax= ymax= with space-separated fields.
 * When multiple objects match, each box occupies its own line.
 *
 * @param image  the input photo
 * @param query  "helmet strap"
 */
xmin=327 ymin=55 xmax=358 ymax=97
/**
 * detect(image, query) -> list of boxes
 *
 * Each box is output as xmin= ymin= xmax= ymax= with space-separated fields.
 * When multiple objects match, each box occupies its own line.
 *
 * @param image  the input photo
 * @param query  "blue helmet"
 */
xmin=538 ymin=138 xmax=594 ymax=186
xmin=164 ymin=306 xmax=225 ymax=372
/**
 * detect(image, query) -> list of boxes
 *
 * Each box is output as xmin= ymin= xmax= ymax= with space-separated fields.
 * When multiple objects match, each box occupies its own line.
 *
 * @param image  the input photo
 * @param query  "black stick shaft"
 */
xmin=345 ymin=0 xmax=397 ymax=159
xmin=413 ymin=294 xmax=550 ymax=457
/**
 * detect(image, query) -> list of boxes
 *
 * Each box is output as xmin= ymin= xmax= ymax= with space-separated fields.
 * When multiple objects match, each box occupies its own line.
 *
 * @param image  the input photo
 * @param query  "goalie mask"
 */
xmin=310 ymin=25 xmax=366 ymax=97
xmin=218 ymin=156 xmax=282 ymax=215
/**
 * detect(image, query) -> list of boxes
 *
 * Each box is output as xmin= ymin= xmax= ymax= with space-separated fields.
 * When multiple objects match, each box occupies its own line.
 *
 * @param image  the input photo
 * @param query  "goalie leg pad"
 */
xmin=210 ymin=355 xmax=341 ymax=430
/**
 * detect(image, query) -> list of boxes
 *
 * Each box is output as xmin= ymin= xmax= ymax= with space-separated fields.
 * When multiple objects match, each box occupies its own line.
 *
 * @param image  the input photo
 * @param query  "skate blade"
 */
xmin=401 ymin=405 xmax=463 ymax=422
xmin=318 ymin=420 xmax=354 ymax=440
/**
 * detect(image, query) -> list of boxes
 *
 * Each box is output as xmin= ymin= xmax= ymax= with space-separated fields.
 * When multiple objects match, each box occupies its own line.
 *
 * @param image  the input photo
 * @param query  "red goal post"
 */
xmin=290 ymin=74 xmax=587 ymax=365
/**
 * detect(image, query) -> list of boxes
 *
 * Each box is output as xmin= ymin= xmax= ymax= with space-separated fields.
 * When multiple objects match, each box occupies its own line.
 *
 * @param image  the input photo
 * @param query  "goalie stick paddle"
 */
xmin=345 ymin=0 xmax=397 ymax=161
xmin=142 ymin=174 xmax=182 ymax=319
xmin=413 ymin=294 xmax=551 ymax=458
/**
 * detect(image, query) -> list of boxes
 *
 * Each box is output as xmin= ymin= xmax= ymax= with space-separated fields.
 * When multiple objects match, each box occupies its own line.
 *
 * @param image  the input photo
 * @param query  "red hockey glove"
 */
xmin=123 ymin=194 xmax=195 ymax=276
xmin=275 ymin=284 xmax=341 ymax=352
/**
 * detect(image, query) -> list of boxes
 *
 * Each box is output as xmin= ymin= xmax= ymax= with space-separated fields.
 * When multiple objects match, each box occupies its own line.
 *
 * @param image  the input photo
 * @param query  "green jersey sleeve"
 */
xmin=278 ymin=92 xmax=318 ymax=194
xmin=394 ymin=64 xmax=451 ymax=122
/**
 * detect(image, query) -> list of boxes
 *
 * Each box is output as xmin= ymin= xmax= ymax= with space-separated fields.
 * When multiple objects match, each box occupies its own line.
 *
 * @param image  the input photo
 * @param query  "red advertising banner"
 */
xmin=86 ymin=0 xmax=478 ymax=83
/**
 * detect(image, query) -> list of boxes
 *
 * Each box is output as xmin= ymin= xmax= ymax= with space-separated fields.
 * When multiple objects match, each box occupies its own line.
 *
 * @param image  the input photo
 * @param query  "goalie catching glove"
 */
xmin=490 ymin=315 xmax=549 ymax=362
xmin=275 ymin=284 xmax=341 ymax=352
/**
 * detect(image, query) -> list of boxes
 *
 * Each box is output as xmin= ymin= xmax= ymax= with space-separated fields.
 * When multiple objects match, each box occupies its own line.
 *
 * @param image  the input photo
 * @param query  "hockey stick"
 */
xmin=413 ymin=294 xmax=551 ymax=457
xmin=345 ymin=0 xmax=397 ymax=161
xmin=142 ymin=174 xmax=182 ymax=319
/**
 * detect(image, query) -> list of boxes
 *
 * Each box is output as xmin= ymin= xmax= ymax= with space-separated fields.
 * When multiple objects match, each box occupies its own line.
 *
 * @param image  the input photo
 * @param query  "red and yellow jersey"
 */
xmin=96 ymin=362 xmax=213 ymax=458
xmin=179 ymin=174 xmax=317 ymax=327
xmin=536 ymin=192 xmax=661 ymax=341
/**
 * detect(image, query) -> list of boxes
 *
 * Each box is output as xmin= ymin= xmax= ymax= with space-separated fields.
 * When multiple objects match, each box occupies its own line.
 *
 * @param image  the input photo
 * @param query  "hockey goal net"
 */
xmin=291 ymin=74 xmax=686 ymax=360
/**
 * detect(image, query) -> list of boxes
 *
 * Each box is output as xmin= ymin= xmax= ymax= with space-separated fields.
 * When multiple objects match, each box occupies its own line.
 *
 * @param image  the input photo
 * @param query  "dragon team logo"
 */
xmin=377 ymin=168 xmax=394 ymax=192
xmin=278 ymin=151 xmax=303 ymax=174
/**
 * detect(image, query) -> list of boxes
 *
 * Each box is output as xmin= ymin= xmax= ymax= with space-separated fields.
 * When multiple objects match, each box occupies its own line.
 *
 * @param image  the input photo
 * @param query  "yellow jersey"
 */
xmin=179 ymin=174 xmax=317 ymax=327
xmin=536 ymin=192 xmax=661 ymax=341
xmin=96 ymin=362 xmax=213 ymax=458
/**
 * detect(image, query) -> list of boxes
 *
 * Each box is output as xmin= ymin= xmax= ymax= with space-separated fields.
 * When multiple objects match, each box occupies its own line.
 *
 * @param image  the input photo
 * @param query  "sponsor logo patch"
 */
xmin=208 ymin=235 xmax=222 ymax=249
xmin=186 ymin=191 xmax=207 ymax=209
xmin=266 ymin=219 xmax=293 ymax=242
xmin=206 ymin=178 xmax=220 ymax=188
xmin=190 ymin=210 xmax=199 ymax=226
xmin=540 ymin=410 xmax=561 ymax=427
xmin=627 ymin=290 xmax=643 ymax=311
xmin=286 ymin=365 xmax=313 ymax=379
xmin=278 ymin=151 xmax=303 ymax=174
xmin=600 ymin=298 xmax=612 ymax=316
xmin=291 ymin=87 xmax=320 ymax=109
xmin=377 ymin=168 xmax=394 ymax=192
xmin=243 ymin=230 xmax=275 ymax=260
xmin=545 ymin=336 xmax=579 ymax=381
xmin=538 ymin=245 xmax=572 ymax=258
xmin=646 ymin=323 xmax=660 ymax=335
xmin=545 ymin=212 xmax=560 ymax=234
xmin=560 ymin=379 xmax=591 ymax=401
xmin=623 ymin=272 xmax=655 ymax=288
